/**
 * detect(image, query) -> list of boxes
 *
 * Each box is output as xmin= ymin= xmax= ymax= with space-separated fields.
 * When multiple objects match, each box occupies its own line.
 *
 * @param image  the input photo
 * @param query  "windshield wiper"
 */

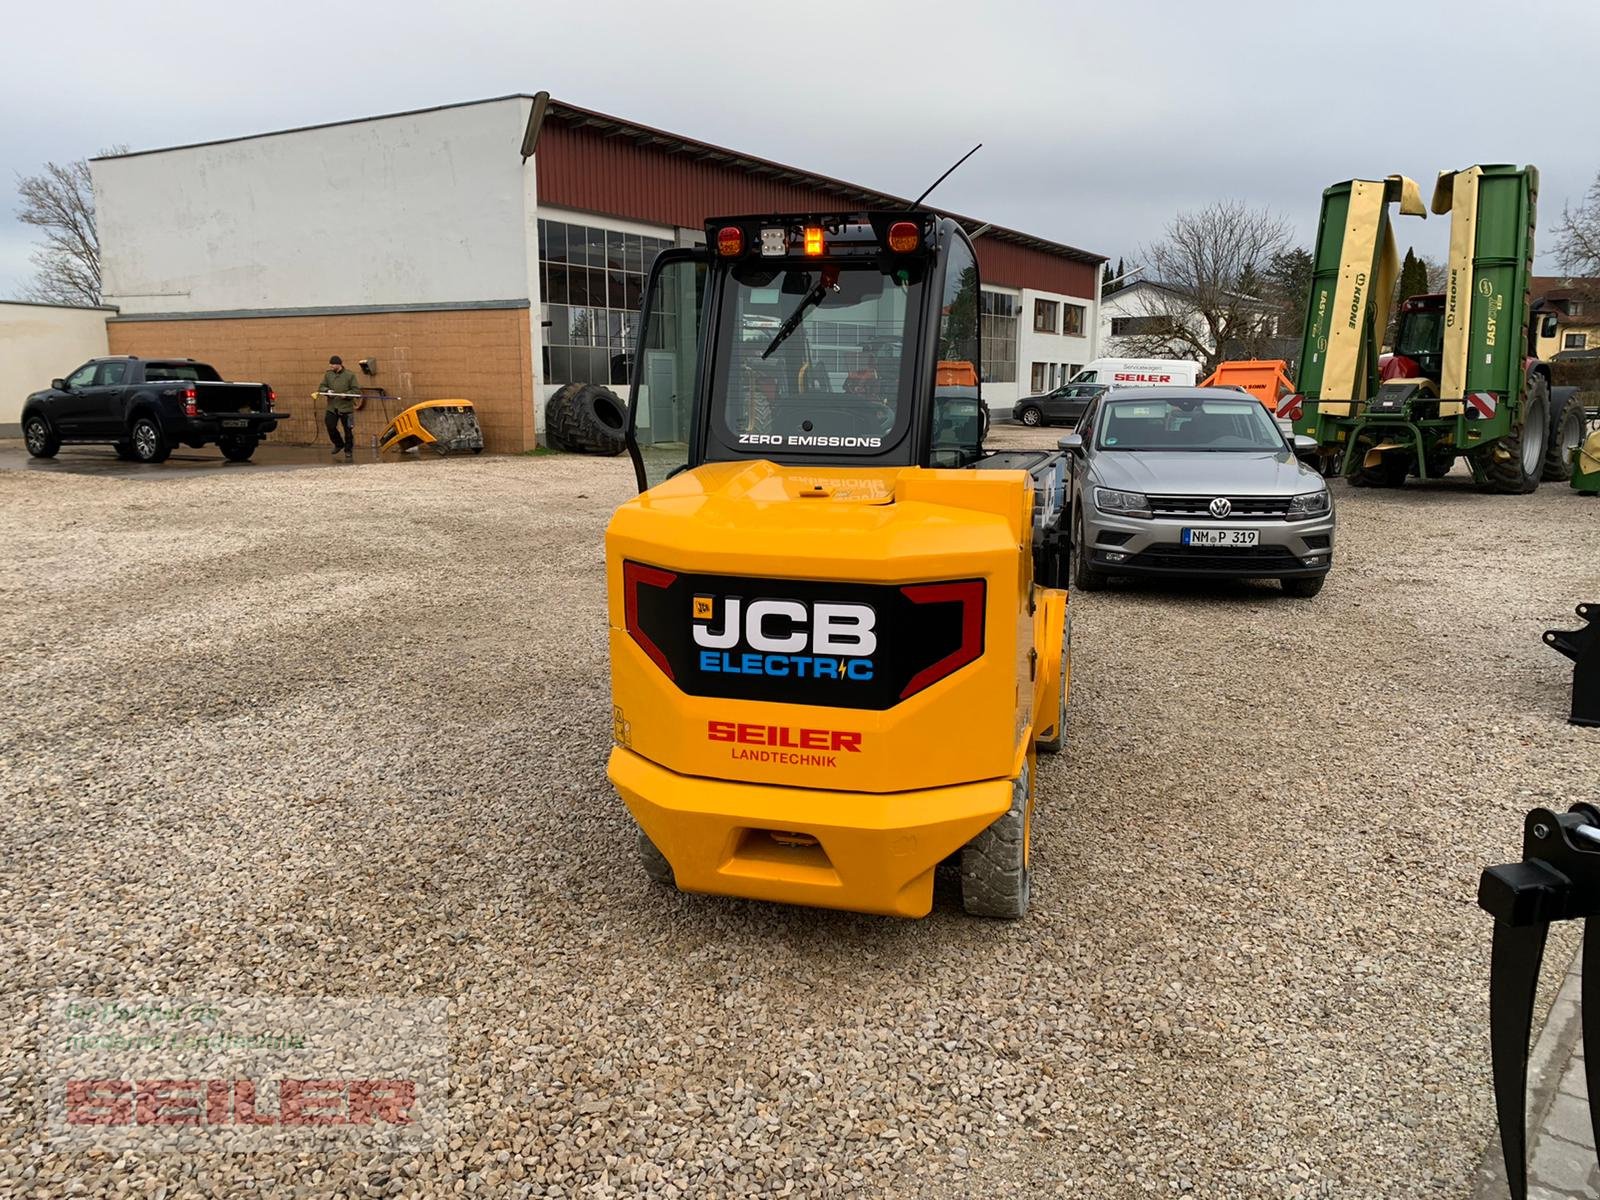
xmin=761 ymin=280 xmax=830 ymax=360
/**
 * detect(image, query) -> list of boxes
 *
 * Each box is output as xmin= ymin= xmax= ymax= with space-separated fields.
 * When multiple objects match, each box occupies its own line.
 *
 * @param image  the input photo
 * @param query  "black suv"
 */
xmin=1012 ymin=382 xmax=1107 ymax=428
xmin=22 ymin=357 xmax=281 ymax=463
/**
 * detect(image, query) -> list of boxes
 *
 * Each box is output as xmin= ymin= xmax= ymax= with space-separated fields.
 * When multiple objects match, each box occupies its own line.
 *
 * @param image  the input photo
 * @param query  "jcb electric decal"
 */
xmin=624 ymin=563 xmax=985 ymax=710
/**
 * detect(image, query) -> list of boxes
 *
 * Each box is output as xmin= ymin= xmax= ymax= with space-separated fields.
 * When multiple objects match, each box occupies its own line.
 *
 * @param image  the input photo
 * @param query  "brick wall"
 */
xmin=107 ymin=306 xmax=537 ymax=453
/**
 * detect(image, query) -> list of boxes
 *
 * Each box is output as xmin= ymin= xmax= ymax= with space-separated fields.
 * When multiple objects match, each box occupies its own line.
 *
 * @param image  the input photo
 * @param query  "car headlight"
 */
xmin=1093 ymin=487 xmax=1152 ymax=519
xmin=1285 ymin=490 xmax=1331 ymax=521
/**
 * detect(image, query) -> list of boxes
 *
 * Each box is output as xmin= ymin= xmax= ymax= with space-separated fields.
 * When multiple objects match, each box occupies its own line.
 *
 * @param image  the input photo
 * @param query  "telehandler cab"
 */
xmin=604 ymin=211 xmax=1072 ymax=918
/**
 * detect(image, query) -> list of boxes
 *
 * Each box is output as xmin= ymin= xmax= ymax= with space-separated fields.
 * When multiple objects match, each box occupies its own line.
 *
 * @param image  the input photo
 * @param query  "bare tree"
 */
xmin=1554 ymin=170 xmax=1600 ymax=276
xmin=1113 ymin=202 xmax=1295 ymax=374
xmin=13 ymin=151 xmax=123 ymax=305
xmin=1420 ymin=256 xmax=1447 ymax=295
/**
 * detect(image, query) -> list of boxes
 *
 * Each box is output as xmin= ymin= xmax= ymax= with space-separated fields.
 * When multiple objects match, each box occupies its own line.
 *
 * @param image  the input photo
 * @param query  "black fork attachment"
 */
xmin=1479 ymin=804 xmax=1600 ymax=1198
xmin=1544 ymin=603 xmax=1600 ymax=728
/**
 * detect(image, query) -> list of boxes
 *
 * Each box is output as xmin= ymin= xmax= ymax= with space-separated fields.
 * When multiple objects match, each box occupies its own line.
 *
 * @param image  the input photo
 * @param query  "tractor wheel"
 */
xmin=1017 ymin=405 xmax=1043 ymax=427
xmin=1476 ymin=375 xmax=1548 ymax=495
xmin=961 ymin=763 xmax=1032 ymax=919
xmin=1035 ymin=615 xmax=1070 ymax=755
xmin=1349 ymin=450 xmax=1410 ymax=488
xmin=1543 ymin=389 xmax=1586 ymax=483
xmin=218 ymin=435 xmax=259 ymax=463
xmin=636 ymin=827 xmax=674 ymax=886
xmin=1071 ymin=513 xmax=1106 ymax=592
xmin=1420 ymin=446 xmax=1458 ymax=479
xmin=23 ymin=414 xmax=60 ymax=458
xmin=545 ymin=383 xmax=627 ymax=456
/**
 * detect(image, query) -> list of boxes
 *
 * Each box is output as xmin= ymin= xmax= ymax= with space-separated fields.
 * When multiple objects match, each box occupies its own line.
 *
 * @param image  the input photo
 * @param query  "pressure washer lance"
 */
xmin=1478 ymin=804 xmax=1600 ymax=1199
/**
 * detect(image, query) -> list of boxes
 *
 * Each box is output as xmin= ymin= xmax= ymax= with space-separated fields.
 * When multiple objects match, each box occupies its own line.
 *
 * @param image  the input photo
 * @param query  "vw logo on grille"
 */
xmin=1208 ymin=497 xmax=1233 ymax=519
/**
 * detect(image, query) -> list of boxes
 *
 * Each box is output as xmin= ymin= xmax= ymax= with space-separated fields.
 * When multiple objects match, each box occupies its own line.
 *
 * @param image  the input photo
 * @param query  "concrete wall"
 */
xmin=93 ymin=97 xmax=534 ymax=315
xmin=107 ymin=307 xmax=535 ymax=453
xmin=0 ymin=302 xmax=112 ymax=432
xmin=1017 ymin=288 xmax=1094 ymax=396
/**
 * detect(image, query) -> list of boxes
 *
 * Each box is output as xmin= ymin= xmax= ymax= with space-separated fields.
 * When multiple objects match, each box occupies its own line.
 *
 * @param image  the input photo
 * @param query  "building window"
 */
xmin=1066 ymin=362 xmax=1083 ymax=381
xmin=1063 ymin=303 xmax=1085 ymax=336
xmin=1571 ymin=301 xmax=1585 ymax=317
xmin=1030 ymin=362 xmax=1050 ymax=392
xmin=1566 ymin=332 xmax=1589 ymax=350
xmin=1110 ymin=315 xmax=1164 ymax=337
xmin=539 ymin=218 xmax=674 ymax=386
xmin=1033 ymin=298 xmax=1059 ymax=333
xmin=979 ymin=290 xmax=1017 ymax=383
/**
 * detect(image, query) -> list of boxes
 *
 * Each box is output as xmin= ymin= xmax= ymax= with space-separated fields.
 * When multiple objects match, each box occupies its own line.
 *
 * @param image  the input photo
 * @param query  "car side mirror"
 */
xmin=52 ymin=378 xmax=67 ymax=391
xmin=1291 ymin=434 xmax=1318 ymax=458
xmin=1058 ymin=433 xmax=1084 ymax=452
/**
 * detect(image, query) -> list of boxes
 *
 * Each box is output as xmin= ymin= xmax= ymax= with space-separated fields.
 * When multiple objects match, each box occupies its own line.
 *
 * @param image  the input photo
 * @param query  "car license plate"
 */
xmin=222 ymin=419 xmax=248 ymax=429
xmin=1183 ymin=528 xmax=1258 ymax=547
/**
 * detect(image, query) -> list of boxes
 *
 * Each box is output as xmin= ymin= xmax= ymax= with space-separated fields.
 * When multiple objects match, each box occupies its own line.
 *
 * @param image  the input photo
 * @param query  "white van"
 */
xmin=1068 ymin=358 xmax=1200 ymax=389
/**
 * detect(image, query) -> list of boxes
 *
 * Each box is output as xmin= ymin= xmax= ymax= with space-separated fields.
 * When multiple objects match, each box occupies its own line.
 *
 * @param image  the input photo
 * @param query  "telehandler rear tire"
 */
xmin=1544 ymin=389 xmax=1585 ymax=483
xmin=636 ymin=827 xmax=674 ymax=886
xmin=961 ymin=765 xmax=1031 ymax=919
xmin=1035 ymin=619 xmax=1069 ymax=755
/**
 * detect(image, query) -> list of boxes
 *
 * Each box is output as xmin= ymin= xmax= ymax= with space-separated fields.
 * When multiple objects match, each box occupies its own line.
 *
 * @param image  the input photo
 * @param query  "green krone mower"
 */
xmin=1281 ymin=165 xmax=1582 ymax=493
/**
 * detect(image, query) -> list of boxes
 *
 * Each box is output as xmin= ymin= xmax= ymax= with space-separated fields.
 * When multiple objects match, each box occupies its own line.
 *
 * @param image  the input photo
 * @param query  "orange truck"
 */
xmin=1200 ymin=360 xmax=1297 ymax=415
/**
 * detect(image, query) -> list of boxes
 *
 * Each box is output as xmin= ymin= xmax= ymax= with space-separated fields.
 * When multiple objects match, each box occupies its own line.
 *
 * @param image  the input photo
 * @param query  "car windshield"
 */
xmin=709 ymin=260 xmax=924 ymax=457
xmin=1096 ymin=395 xmax=1285 ymax=451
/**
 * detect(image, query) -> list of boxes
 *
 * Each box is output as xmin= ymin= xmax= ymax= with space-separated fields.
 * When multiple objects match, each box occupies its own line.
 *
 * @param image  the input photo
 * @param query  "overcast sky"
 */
xmin=4 ymin=0 xmax=1597 ymax=299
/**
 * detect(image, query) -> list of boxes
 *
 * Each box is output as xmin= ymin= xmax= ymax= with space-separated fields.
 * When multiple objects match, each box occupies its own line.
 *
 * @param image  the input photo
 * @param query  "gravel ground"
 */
xmin=2 ymin=433 xmax=1598 ymax=1198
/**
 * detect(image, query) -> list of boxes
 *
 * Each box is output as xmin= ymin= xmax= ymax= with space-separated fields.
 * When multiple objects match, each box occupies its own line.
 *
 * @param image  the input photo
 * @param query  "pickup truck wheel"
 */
xmin=961 ymin=763 xmax=1031 ymax=919
xmin=23 ymin=415 xmax=60 ymax=458
xmin=218 ymin=435 xmax=259 ymax=463
xmin=636 ymin=826 xmax=674 ymax=886
xmin=129 ymin=416 xmax=170 ymax=464
xmin=1018 ymin=405 xmax=1043 ymax=427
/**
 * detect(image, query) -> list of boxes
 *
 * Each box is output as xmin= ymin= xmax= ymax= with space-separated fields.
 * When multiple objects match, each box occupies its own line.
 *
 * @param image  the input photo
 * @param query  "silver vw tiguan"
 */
xmin=1063 ymin=387 xmax=1334 ymax=597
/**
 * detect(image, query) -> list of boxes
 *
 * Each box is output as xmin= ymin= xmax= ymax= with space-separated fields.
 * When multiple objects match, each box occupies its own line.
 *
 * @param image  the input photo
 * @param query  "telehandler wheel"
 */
xmin=1035 ymin=617 xmax=1069 ymax=755
xmin=1070 ymin=514 xmax=1105 ymax=592
xmin=1476 ymin=375 xmax=1548 ymax=495
xmin=636 ymin=826 xmax=675 ymax=886
xmin=961 ymin=764 xmax=1031 ymax=919
xmin=1543 ymin=390 xmax=1586 ymax=483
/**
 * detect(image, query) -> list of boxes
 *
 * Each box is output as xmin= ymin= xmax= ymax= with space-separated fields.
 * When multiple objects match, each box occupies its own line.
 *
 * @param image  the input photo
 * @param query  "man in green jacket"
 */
xmin=319 ymin=355 xmax=360 ymax=459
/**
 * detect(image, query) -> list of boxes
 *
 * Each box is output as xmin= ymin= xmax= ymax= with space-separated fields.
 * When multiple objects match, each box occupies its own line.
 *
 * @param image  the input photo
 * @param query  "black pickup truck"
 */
xmin=21 ymin=356 xmax=282 ymax=463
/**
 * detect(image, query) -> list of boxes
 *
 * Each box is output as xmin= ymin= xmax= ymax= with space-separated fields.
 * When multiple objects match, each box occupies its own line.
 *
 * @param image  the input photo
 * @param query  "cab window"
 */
xmin=96 ymin=362 xmax=129 ymax=386
xmin=66 ymin=363 xmax=98 ymax=388
xmin=931 ymin=234 xmax=983 ymax=466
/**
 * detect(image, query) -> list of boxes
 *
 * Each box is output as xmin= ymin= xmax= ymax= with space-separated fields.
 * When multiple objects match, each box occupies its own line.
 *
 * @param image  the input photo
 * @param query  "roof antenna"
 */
xmin=913 ymin=143 xmax=982 ymax=208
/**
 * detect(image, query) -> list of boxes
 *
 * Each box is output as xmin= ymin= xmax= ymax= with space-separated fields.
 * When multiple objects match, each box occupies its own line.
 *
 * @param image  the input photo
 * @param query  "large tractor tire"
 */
xmin=1475 ymin=375 xmax=1549 ymax=495
xmin=545 ymin=383 xmax=627 ymax=456
xmin=961 ymin=764 xmax=1032 ymax=919
xmin=1543 ymin=387 xmax=1586 ymax=483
